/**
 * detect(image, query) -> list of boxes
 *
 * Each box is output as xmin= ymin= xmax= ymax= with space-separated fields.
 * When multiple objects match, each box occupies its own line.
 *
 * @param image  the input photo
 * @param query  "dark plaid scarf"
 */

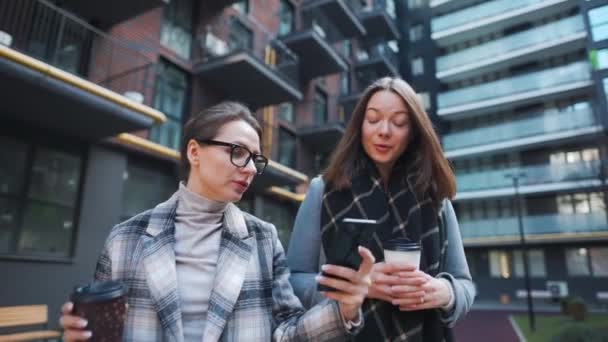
xmin=320 ymin=160 xmax=452 ymax=342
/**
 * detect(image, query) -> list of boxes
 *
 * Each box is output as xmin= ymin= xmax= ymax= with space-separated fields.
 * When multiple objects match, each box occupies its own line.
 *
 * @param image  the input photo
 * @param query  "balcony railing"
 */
xmin=443 ymin=107 xmax=596 ymax=151
xmin=0 ymin=0 xmax=157 ymax=105
xmin=460 ymin=212 xmax=608 ymax=239
xmin=360 ymin=0 xmax=397 ymax=19
xmin=436 ymin=16 xmax=585 ymax=74
xmin=437 ymin=61 xmax=591 ymax=110
xmin=193 ymin=11 xmax=301 ymax=106
xmin=355 ymin=43 xmax=399 ymax=76
xmin=431 ymin=0 xmax=547 ymax=34
xmin=456 ymin=160 xmax=602 ymax=192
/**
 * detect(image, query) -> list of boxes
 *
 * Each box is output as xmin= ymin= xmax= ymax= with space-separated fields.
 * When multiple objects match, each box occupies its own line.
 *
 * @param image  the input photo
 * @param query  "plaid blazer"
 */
xmin=94 ymin=191 xmax=351 ymax=342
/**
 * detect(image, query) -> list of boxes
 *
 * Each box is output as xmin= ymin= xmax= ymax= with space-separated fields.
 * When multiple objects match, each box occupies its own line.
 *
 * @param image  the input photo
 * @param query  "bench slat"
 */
xmin=0 ymin=306 xmax=47 ymax=328
xmin=0 ymin=330 xmax=61 ymax=342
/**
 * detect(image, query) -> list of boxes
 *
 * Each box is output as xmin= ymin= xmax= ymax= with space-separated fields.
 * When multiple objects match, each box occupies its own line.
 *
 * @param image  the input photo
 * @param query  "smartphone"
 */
xmin=318 ymin=217 xmax=378 ymax=292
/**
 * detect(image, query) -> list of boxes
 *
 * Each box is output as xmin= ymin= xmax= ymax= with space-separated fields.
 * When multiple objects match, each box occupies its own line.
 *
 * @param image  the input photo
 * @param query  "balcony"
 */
xmin=437 ymin=61 xmax=593 ymax=119
xmin=193 ymin=13 xmax=302 ymax=108
xmin=280 ymin=22 xmax=347 ymax=80
xmin=0 ymin=0 xmax=164 ymax=141
xmin=436 ymin=16 xmax=586 ymax=82
xmin=354 ymin=43 xmax=400 ymax=80
xmin=57 ymin=0 xmax=165 ymax=29
xmin=430 ymin=0 xmax=479 ymax=12
xmin=301 ymin=0 xmax=366 ymax=41
xmin=460 ymin=212 xmax=608 ymax=246
xmin=358 ymin=0 xmax=400 ymax=41
xmin=455 ymin=160 xmax=603 ymax=201
xmin=431 ymin=0 xmax=578 ymax=46
xmin=444 ymin=107 xmax=602 ymax=159
xmin=298 ymin=98 xmax=346 ymax=153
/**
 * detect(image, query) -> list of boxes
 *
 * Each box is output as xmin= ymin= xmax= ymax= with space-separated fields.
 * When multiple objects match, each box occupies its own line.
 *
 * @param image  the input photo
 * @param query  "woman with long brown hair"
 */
xmin=287 ymin=77 xmax=475 ymax=341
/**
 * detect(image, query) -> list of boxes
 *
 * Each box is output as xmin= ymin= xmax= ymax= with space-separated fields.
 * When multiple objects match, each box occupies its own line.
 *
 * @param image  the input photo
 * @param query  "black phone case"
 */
xmin=318 ymin=219 xmax=377 ymax=292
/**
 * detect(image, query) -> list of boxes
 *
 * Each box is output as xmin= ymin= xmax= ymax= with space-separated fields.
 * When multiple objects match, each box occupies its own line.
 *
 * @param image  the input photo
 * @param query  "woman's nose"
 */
xmin=243 ymin=157 xmax=258 ymax=175
xmin=378 ymin=120 xmax=391 ymax=137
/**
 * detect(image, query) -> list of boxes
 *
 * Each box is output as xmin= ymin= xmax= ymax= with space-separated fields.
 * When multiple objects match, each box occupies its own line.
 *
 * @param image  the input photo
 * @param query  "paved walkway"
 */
xmin=453 ymin=310 xmax=522 ymax=342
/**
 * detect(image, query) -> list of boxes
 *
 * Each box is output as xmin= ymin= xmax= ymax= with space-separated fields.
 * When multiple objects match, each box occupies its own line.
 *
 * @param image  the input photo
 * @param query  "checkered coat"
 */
xmin=94 ymin=191 xmax=351 ymax=342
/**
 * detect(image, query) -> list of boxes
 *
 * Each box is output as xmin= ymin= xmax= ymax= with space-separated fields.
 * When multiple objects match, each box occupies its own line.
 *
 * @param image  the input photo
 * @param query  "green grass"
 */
xmin=512 ymin=314 xmax=608 ymax=342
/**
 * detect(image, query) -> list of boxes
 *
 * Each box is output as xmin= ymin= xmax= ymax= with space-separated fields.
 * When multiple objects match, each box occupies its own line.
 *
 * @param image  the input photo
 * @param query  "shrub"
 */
xmin=549 ymin=326 xmax=608 ymax=342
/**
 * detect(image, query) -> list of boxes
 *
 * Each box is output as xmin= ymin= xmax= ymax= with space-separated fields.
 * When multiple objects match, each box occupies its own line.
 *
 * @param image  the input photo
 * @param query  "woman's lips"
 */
xmin=374 ymin=144 xmax=392 ymax=154
xmin=232 ymin=180 xmax=249 ymax=192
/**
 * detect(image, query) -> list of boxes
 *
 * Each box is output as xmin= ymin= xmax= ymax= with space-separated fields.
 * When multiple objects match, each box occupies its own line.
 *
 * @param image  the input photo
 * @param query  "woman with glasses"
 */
xmin=287 ymin=78 xmax=475 ymax=342
xmin=59 ymin=101 xmax=374 ymax=342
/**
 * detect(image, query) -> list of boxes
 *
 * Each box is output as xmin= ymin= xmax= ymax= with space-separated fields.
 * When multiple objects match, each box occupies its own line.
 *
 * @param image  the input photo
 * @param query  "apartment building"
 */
xmin=403 ymin=0 xmax=608 ymax=306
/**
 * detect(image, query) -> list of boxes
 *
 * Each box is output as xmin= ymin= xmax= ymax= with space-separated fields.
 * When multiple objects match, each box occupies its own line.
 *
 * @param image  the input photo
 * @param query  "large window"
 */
xmin=588 ymin=5 xmax=608 ymax=42
xmin=121 ymin=159 xmax=176 ymax=220
xmin=313 ymin=88 xmax=328 ymax=124
xmin=566 ymin=247 xmax=608 ymax=277
xmin=556 ymin=192 xmax=604 ymax=215
xmin=0 ymin=137 xmax=83 ymax=258
xmin=160 ymin=0 xmax=193 ymax=59
xmin=278 ymin=102 xmax=294 ymax=123
xmin=278 ymin=128 xmax=296 ymax=168
xmin=259 ymin=196 xmax=295 ymax=250
xmin=150 ymin=61 xmax=189 ymax=150
xmin=278 ymin=0 xmax=294 ymax=36
xmin=489 ymin=249 xmax=546 ymax=278
xmin=591 ymin=49 xmax=608 ymax=70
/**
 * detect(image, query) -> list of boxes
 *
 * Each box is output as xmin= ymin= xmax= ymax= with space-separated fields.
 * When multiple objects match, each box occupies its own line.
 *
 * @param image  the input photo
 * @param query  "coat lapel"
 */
xmin=141 ymin=192 xmax=184 ymax=342
xmin=201 ymin=203 xmax=255 ymax=342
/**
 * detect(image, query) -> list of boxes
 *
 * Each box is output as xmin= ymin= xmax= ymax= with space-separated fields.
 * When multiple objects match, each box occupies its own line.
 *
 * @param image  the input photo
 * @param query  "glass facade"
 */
xmin=160 ymin=0 xmax=193 ymax=59
xmin=588 ymin=5 xmax=608 ymax=42
xmin=121 ymin=159 xmax=176 ymax=220
xmin=0 ymin=137 xmax=82 ymax=258
xmin=278 ymin=128 xmax=296 ymax=168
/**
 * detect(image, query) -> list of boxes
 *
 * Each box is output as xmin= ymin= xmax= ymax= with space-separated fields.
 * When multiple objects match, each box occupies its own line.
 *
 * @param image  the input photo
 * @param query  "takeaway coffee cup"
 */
xmin=70 ymin=280 xmax=127 ymax=342
xmin=383 ymin=239 xmax=421 ymax=269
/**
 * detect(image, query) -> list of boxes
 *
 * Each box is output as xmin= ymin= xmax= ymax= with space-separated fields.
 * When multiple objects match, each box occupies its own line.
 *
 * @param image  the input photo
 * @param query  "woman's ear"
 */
xmin=187 ymin=139 xmax=200 ymax=167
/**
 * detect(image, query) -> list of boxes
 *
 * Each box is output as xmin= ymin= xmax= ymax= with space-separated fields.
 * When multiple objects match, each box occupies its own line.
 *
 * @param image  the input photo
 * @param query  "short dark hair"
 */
xmin=180 ymin=101 xmax=262 ymax=179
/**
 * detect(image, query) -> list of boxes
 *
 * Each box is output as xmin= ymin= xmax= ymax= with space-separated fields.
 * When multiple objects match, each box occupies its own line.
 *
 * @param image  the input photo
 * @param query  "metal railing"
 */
xmin=456 ymin=160 xmax=603 ymax=192
xmin=443 ymin=106 xmax=597 ymax=151
xmin=431 ymin=0 xmax=547 ymax=33
xmin=356 ymin=43 xmax=399 ymax=71
xmin=436 ymin=15 xmax=586 ymax=73
xmin=297 ymin=96 xmax=348 ymax=128
xmin=460 ymin=212 xmax=608 ymax=238
xmin=0 ymin=0 xmax=157 ymax=105
xmin=359 ymin=0 xmax=397 ymax=19
xmin=195 ymin=10 xmax=300 ymax=88
xmin=437 ymin=61 xmax=591 ymax=109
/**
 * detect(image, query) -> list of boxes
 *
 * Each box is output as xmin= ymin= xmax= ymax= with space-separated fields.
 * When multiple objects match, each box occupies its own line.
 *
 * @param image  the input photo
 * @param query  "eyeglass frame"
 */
xmin=195 ymin=139 xmax=269 ymax=175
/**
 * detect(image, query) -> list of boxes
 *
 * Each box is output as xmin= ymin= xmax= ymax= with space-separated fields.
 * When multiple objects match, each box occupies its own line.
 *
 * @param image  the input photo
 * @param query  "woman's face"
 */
xmin=190 ymin=120 xmax=260 ymax=203
xmin=361 ymin=90 xmax=412 ymax=172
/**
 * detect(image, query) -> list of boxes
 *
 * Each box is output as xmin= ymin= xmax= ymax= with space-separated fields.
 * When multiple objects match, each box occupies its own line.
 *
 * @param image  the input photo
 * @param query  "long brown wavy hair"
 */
xmin=323 ymin=77 xmax=456 ymax=201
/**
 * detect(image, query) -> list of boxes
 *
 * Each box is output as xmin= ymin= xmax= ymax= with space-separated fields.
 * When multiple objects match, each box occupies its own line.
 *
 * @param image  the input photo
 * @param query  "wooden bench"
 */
xmin=0 ymin=305 xmax=60 ymax=342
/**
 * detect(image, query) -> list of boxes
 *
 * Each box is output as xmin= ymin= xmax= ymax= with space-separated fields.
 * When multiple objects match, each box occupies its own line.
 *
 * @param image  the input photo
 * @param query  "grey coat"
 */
xmin=286 ymin=177 xmax=476 ymax=328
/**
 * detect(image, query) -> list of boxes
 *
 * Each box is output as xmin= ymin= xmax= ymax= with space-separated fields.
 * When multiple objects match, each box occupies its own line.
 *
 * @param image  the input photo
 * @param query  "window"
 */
xmin=160 ymin=0 xmax=193 ymax=59
xmin=604 ymin=78 xmax=608 ymax=104
xmin=591 ymin=49 xmax=608 ymax=70
xmin=566 ymin=248 xmax=591 ymax=276
xmin=418 ymin=92 xmax=431 ymax=110
xmin=0 ymin=137 xmax=83 ymax=258
xmin=513 ymin=249 xmax=546 ymax=278
xmin=590 ymin=247 xmax=608 ymax=276
xmin=411 ymin=57 xmax=424 ymax=76
xmin=314 ymin=152 xmax=330 ymax=174
xmin=566 ymin=247 xmax=608 ymax=277
xmin=121 ymin=159 xmax=176 ymax=220
xmin=588 ymin=5 xmax=608 ymax=42
xmin=278 ymin=128 xmax=296 ymax=168
xmin=278 ymin=0 xmax=294 ymax=36
xmin=232 ymin=0 xmax=249 ymax=13
xmin=340 ymin=72 xmax=350 ymax=96
xmin=407 ymin=0 xmax=425 ymax=9
xmin=278 ymin=102 xmax=294 ymax=123
xmin=259 ymin=196 xmax=295 ymax=250
xmin=385 ymin=0 xmax=396 ymax=18
xmin=313 ymin=89 xmax=328 ymax=124
xmin=409 ymin=25 xmax=423 ymax=42
xmin=151 ymin=61 xmax=188 ymax=150
xmin=229 ymin=18 xmax=253 ymax=51
xmin=557 ymin=192 xmax=604 ymax=215
xmin=489 ymin=250 xmax=511 ymax=278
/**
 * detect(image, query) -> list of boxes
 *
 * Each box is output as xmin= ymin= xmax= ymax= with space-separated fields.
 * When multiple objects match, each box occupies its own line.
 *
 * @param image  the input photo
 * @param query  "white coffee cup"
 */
xmin=383 ymin=239 xmax=421 ymax=270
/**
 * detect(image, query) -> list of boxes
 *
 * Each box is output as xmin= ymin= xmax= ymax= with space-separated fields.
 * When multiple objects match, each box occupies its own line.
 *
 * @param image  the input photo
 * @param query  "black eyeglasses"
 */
xmin=197 ymin=139 xmax=268 ymax=175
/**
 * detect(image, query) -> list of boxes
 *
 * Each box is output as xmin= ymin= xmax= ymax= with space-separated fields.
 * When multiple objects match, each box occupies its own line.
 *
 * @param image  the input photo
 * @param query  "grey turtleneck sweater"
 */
xmin=174 ymin=182 xmax=227 ymax=341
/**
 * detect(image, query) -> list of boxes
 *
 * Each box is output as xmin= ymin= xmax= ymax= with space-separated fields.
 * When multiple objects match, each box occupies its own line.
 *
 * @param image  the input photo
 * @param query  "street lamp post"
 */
xmin=505 ymin=171 xmax=535 ymax=332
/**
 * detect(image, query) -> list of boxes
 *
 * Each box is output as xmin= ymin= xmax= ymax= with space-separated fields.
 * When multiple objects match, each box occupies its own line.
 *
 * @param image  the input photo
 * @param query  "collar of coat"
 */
xmin=141 ymin=190 xmax=254 ymax=342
